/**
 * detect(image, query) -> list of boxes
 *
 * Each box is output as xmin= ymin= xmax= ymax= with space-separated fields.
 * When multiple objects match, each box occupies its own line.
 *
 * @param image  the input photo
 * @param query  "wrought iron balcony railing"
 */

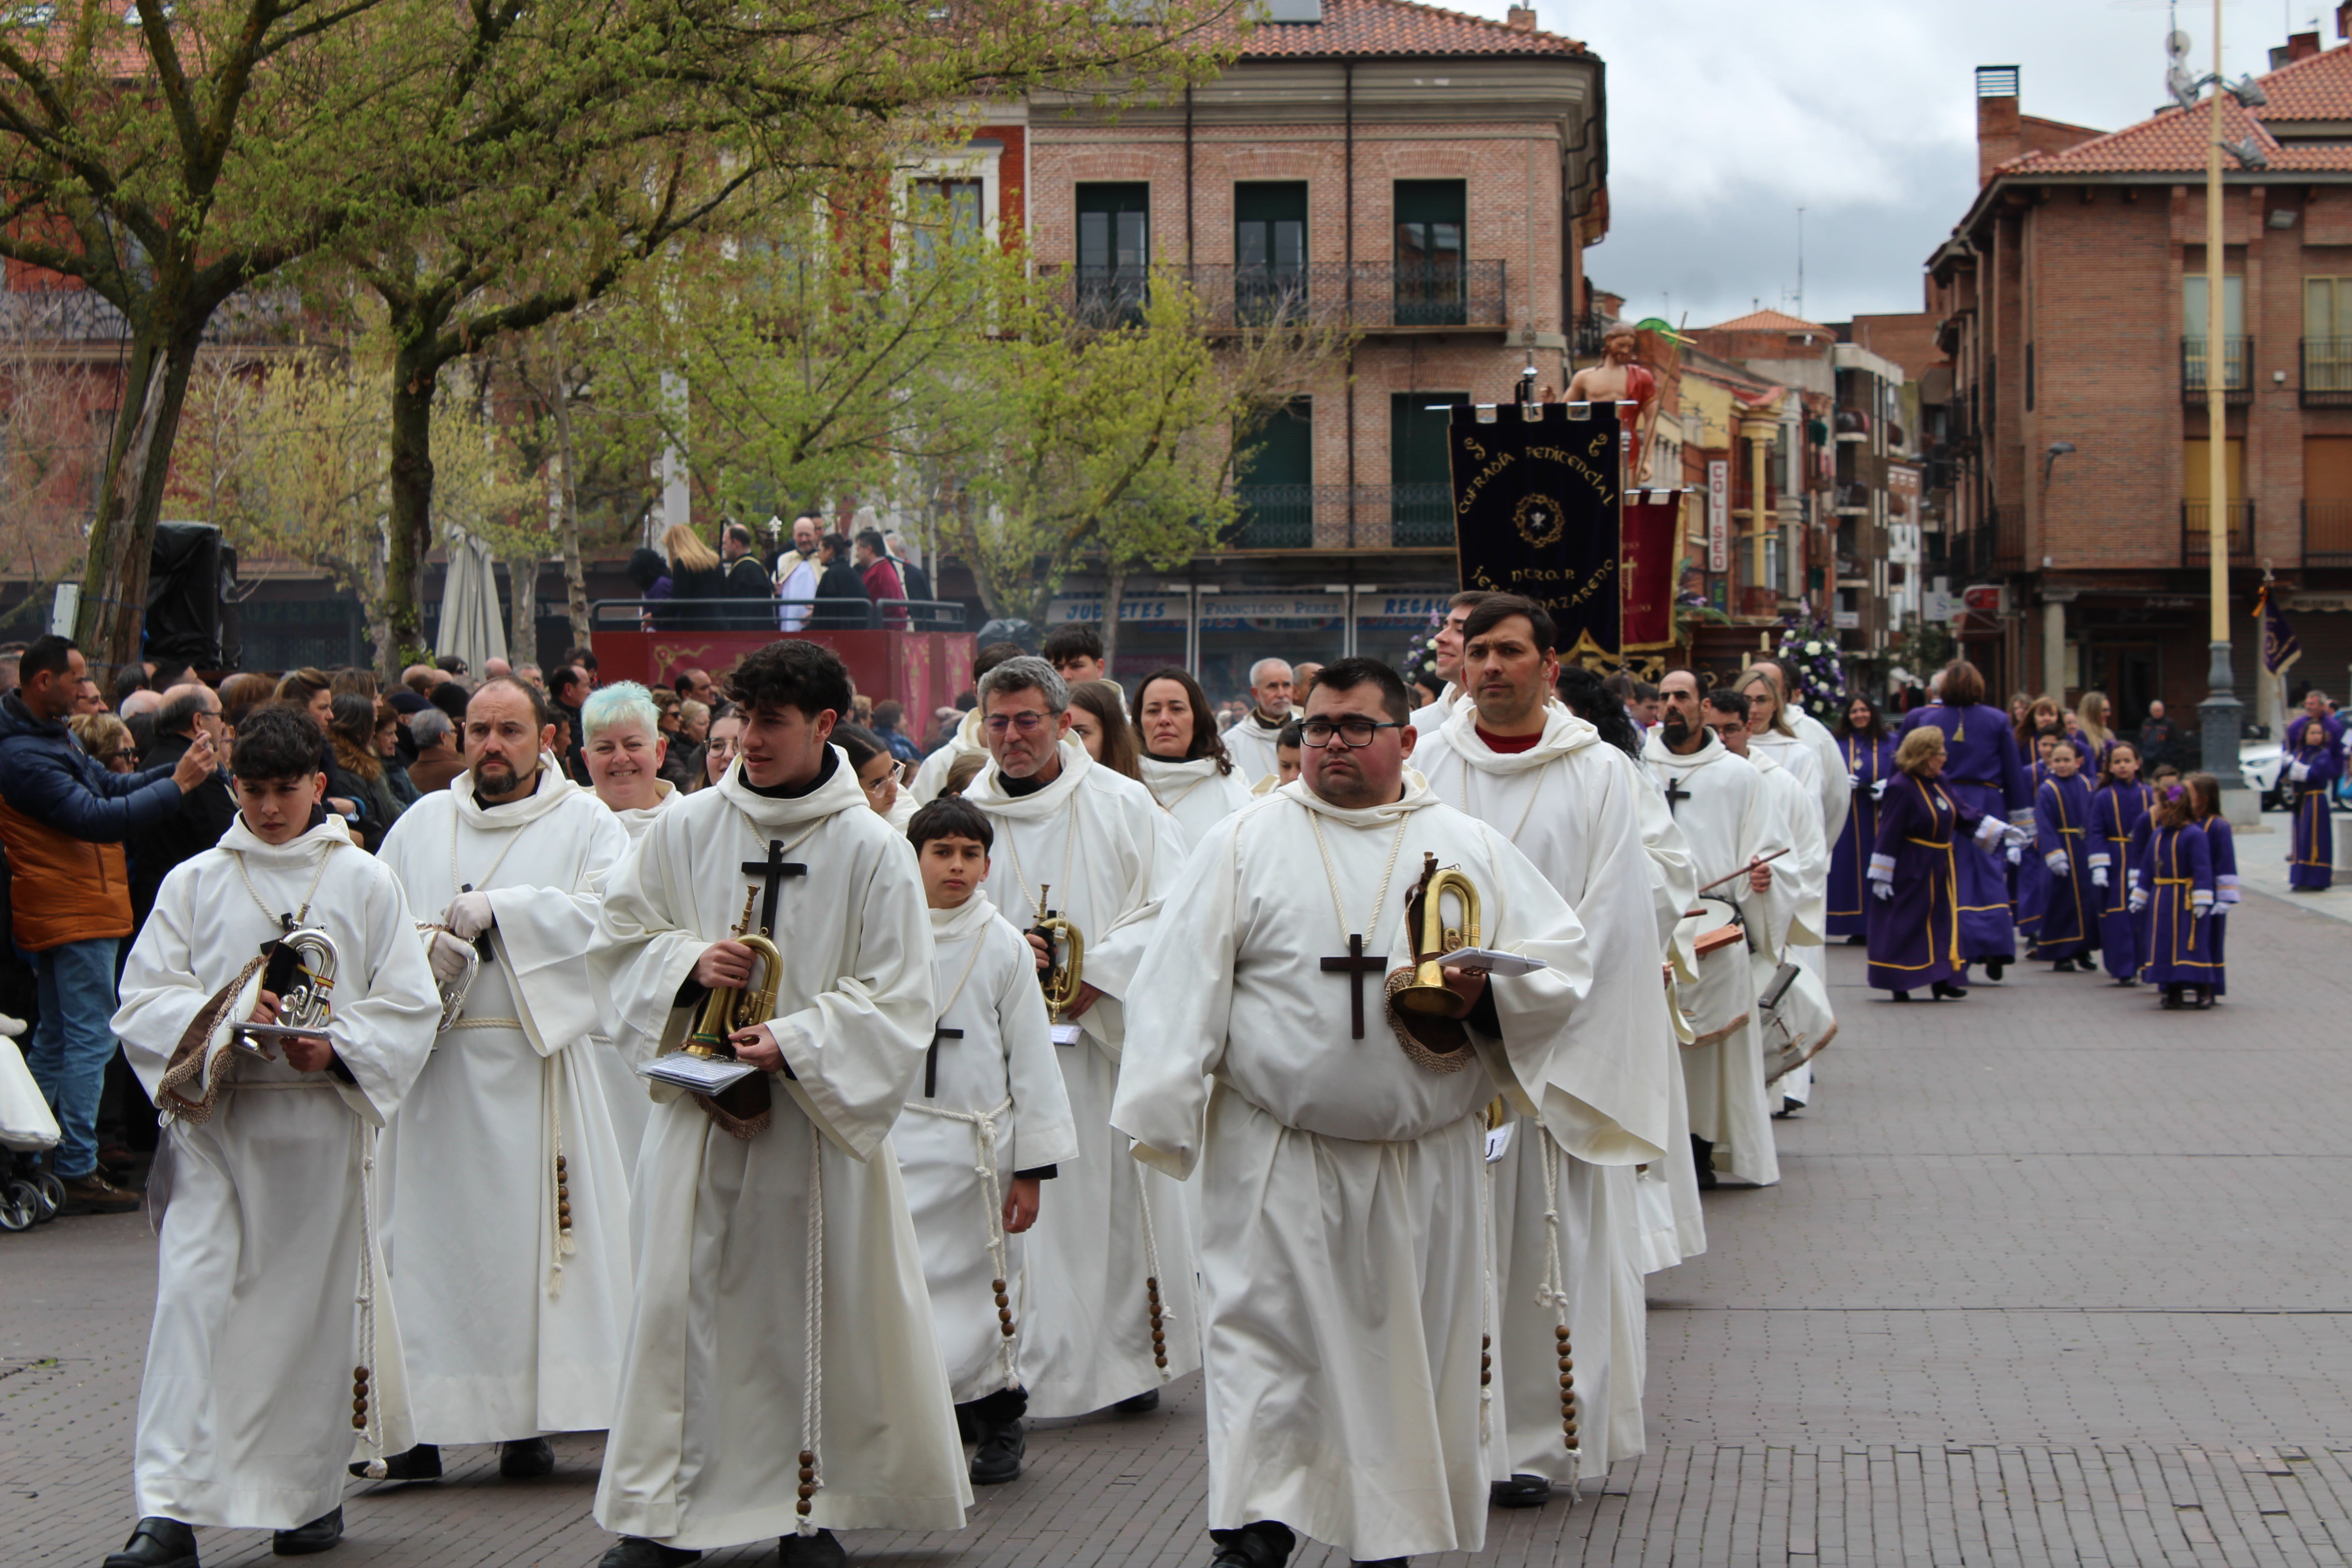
xmin=2181 ymin=500 xmax=2255 ymax=565
xmin=1059 ymin=261 xmax=1508 ymax=333
xmin=2181 ymin=336 xmax=2253 ymax=404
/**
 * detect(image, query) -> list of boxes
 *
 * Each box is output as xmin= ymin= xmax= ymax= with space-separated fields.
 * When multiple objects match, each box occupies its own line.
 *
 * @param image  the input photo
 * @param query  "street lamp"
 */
xmin=2173 ymin=8 xmax=2268 ymax=800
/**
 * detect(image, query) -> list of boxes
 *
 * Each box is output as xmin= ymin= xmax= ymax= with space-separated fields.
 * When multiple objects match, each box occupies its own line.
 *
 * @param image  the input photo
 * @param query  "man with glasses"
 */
xmin=128 ymin=682 xmax=235 ymax=930
xmin=1641 ymin=671 xmax=1790 ymax=1192
xmin=1112 ymin=657 xmax=1601 ymax=1568
xmin=960 ymin=656 xmax=1199 ymax=1423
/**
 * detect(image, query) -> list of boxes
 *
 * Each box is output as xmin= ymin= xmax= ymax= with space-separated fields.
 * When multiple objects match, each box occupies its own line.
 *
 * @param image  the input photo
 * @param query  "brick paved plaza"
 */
xmin=11 ymin=868 xmax=2352 ymax=1567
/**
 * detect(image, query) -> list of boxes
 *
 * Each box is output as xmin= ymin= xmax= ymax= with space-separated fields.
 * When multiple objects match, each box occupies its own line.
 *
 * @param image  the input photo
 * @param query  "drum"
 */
xmin=1674 ymin=896 xmax=1752 ymax=1048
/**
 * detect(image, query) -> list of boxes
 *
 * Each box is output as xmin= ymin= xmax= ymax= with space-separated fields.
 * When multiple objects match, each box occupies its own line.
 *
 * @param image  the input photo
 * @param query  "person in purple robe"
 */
xmin=2013 ymin=729 xmax=2061 ymax=950
xmin=2131 ymin=783 xmax=2216 ymax=1009
xmin=1828 ymin=695 xmax=1897 ymax=943
xmin=1866 ymin=727 xmax=2016 ymax=1001
xmin=2087 ymin=742 xmax=2152 ymax=985
xmin=1898 ymin=660 xmax=2031 ymax=980
xmin=2029 ymin=737 xmax=2099 ymax=970
xmin=2187 ymin=772 xmax=2236 ymax=997
xmin=2281 ymin=716 xmax=2340 ymax=892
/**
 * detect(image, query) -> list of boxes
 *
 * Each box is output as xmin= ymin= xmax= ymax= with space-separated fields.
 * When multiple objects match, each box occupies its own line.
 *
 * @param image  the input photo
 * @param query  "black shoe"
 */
xmin=58 ymin=1170 xmax=141 ymax=1215
xmin=1844 ymin=934 xmax=1867 ymax=946
xmin=2160 ymin=986 xmax=2181 ymax=1009
xmin=1112 ymin=1388 xmax=1160 ymax=1415
xmin=272 ymin=1507 xmax=341 ymax=1557
xmin=500 ymin=1437 xmax=555 ymax=1478
xmin=1690 ymin=1135 xmax=1716 ymax=1190
xmin=597 ymin=1540 xmax=701 ymax=1568
xmin=104 ymin=1517 xmax=197 ymax=1568
xmin=353 ymin=1442 xmax=441 ymax=1481
xmin=1891 ymin=990 xmax=1910 ymax=1002
xmin=2112 ymin=976 xmax=2138 ymax=987
xmin=971 ymin=1417 xmax=1025 ymax=1485
xmin=777 ymin=1529 xmax=847 ymax=1568
xmin=1984 ymin=960 xmax=2006 ymax=982
xmin=1209 ymin=1524 xmax=1295 ymax=1568
xmin=1490 ymin=1473 xmax=1551 ymax=1508
xmin=1931 ymin=981 xmax=1968 ymax=1000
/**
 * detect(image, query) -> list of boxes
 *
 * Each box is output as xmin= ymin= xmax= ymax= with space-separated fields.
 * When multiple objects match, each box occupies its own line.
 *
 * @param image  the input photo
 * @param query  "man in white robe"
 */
xmin=1406 ymin=590 xmax=1493 ymax=740
xmin=1751 ymin=658 xmax=1851 ymax=844
xmin=592 ymin=639 xmax=968 ymax=1568
xmin=1220 ymin=657 xmax=1298 ymax=788
xmin=962 ymin=655 xmax=1200 ymax=1417
xmin=1137 ymin=667 xmax=1257 ymax=850
xmin=1416 ymin=597 xmax=1677 ymax=1503
xmin=1708 ymin=692 xmax=1834 ymax=1117
xmin=1641 ymin=671 xmax=1791 ymax=1190
xmin=1114 ymin=657 xmax=1627 ymax=1568
xmin=108 ymin=705 xmax=442 ymax=1566
xmin=911 ymin=642 xmax=1027 ymax=804
xmin=1628 ymin=768 xmax=1708 ymax=1273
xmin=897 ymin=794 xmax=1080 ymax=1488
xmin=584 ymin=681 xmax=683 ymax=1169
xmin=374 ymin=677 xmax=633 ymax=1481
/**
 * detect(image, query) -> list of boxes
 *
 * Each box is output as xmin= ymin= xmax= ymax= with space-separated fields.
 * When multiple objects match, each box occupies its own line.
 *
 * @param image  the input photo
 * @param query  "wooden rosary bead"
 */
xmin=352 ymin=1397 xmax=367 ymax=1415
xmin=1559 ymin=1372 xmax=1574 ymax=1389
xmin=353 ymin=1366 xmax=369 ymax=1383
xmin=1154 ymin=1355 xmax=1169 ymax=1369
xmin=799 ymin=1450 xmax=816 ymax=1466
xmin=994 ymin=1293 xmax=1010 ymax=1309
xmin=352 ymin=1413 xmax=368 ymax=1429
xmin=798 ymin=1465 xmax=815 ymax=1484
xmin=1001 ymin=1321 xmax=1018 ymax=1337
xmin=991 ymin=1278 xmax=1007 ymax=1293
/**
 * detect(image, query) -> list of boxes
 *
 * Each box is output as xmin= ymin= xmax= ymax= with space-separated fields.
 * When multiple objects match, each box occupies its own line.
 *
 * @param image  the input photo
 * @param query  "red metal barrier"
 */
xmin=593 ymin=629 xmax=975 ymax=719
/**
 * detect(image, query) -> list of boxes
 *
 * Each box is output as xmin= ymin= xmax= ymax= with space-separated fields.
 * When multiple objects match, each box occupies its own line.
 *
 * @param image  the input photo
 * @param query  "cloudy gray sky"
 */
xmin=1450 ymin=0 xmax=2311 ymax=328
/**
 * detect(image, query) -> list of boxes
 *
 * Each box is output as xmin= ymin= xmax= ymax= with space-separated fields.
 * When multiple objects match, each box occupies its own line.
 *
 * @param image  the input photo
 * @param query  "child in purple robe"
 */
xmin=2029 ymin=737 xmax=2098 ymax=970
xmin=2282 ymin=716 xmax=2340 ymax=892
xmin=1867 ymin=726 xmax=2014 ymax=1001
xmin=2131 ymin=783 xmax=2217 ymax=1009
xmin=1896 ymin=661 xmax=2031 ymax=980
xmin=1828 ymin=696 xmax=1898 ymax=943
xmin=2013 ymin=729 xmax=2063 ymax=948
xmin=2087 ymin=743 xmax=2152 ymax=985
xmin=2188 ymin=773 xmax=2235 ymax=997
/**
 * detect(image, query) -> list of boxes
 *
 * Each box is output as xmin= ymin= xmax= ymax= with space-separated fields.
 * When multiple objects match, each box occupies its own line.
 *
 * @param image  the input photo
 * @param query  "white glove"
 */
xmin=2290 ymin=761 xmax=2311 ymax=783
xmin=426 ymin=929 xmax=474 ymax=986
xmin=2005 ymin=843 xmax=2022 ymax=866
xmin=1871 ymin=777 xmax=1890 ymax=801
xmin=1871 ymin=877 xmax=1893 ymax=902
xmin=1848 ymin=772 xmax=1863 ymax=790
xmin=2045 ymin=851 xmax=2070 ymax=877
xmin=1974 ymin=816 xmax=2007 ymax=848
xmin=2092 ymin=866 xmax=2109 ymax=889
xmin=2128 ymin=887 xmax=2149 ymax=914
xmin=443 ymin=891 xmax=495 ymax=941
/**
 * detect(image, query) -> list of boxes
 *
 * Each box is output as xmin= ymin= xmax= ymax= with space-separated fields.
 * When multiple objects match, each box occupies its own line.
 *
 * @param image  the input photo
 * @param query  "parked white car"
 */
xmin=2239 ymin=739 xmax=2284 ymax=809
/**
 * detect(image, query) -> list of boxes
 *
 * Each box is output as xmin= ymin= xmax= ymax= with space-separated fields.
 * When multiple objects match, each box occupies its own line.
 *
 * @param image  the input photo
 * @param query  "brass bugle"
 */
xmin=1392 ymin=861 xmax=1481 ymax=1019
xmin=1031 ymin=884 xmax=1085 ymax=1017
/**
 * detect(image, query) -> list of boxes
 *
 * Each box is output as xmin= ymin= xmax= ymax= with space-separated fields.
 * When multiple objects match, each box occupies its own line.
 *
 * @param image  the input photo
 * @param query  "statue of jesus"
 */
xmin=1565 ymin=323 xmax=1659 ymax=484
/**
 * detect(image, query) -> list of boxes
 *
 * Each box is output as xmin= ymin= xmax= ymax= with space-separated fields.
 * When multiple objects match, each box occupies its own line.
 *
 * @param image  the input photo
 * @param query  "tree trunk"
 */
xmin=363 ymin=539 xmax=395 ymax=681
xmin=549 ymin=365 xmax=591 ymax=650
xmin=76 ymin=326 xmax=199 ymax=673
xmin=385 ymin=335 xmax=442 ymax=664
xmin=506 ymin=552 xmax=539 ymax=665
xmin=1100 ymin=565 xmax=1127 ymax=671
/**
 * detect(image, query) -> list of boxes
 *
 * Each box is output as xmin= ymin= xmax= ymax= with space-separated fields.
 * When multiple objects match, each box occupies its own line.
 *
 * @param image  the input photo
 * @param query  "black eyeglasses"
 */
xmin=1299 ymin=717 xmax=1404 ymax=749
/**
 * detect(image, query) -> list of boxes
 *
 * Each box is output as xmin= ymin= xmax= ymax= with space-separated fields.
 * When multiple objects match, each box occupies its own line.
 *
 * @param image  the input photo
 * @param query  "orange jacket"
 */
xmin=0 ymin=799 xmax=132 ymax=949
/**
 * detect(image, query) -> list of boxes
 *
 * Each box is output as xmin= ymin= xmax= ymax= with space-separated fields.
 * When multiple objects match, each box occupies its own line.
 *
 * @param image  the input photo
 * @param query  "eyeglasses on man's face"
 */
xmin=1299 ymin=716 xmax=1403 ymax=749
xmin=985 ymin=710 xmax=1053 ymax=736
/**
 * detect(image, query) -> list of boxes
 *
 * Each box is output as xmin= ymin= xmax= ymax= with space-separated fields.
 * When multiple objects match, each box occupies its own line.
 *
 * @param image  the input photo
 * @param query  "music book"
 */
xmin=1432 ymin=947 xmax=1548 ymax=977
xmin=638 ymin=1054 xmax=760 ymax=1093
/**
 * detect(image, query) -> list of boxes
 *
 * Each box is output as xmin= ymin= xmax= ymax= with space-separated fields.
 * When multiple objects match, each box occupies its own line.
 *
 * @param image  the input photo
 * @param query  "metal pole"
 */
xmin=2200 ymin=0 xmax=2246 ymax=801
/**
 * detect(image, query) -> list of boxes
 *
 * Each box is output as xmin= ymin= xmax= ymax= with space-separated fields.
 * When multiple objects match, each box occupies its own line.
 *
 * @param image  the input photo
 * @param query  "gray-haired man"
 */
xmin=959 ymin=656 xmax=1202 ymax=1427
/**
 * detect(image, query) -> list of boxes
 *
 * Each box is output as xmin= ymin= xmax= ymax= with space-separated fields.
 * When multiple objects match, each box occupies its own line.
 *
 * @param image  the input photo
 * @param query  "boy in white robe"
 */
xmin=591 ymin=639 xmax=968 ymax=1568
xmin=107 ymin=705 xmax=442 ymax=1568
xmin=1114 ymin=658 xmax=1636 ymax=1568
xmin=373 ymin=677 xmax=633 ymax=1482
xmin=897 ymin=794 xmax=1079 ymax=1487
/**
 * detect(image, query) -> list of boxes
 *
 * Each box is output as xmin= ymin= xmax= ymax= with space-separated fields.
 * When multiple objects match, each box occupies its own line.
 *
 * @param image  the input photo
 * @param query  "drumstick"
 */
xmin=1695 ymin=847 xmax=1790 ymax=897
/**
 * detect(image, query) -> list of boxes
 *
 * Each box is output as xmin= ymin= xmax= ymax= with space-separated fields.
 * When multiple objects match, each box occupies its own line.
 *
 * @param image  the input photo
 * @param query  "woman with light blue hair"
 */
xmin=582 ymin=681 xmax=678 ymax=841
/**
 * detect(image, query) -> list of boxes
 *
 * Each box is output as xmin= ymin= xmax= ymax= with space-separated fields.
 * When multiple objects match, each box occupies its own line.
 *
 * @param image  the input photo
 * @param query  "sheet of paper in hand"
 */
xmin=638 ymin=1054 xmax=761 ymax=1093
xmin=1433 ymin=946 xmax=1548 ymax=977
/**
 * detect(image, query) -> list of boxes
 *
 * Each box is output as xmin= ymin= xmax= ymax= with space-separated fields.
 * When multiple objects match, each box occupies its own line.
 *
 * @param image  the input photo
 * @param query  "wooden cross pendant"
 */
xmin=741 ymin=840 xmax=808 ymax=936
xmin=1320 ymin=932 xmax=1384 ymax=1040
xmin=925 ymin=1024 xmax=963 ymax=1098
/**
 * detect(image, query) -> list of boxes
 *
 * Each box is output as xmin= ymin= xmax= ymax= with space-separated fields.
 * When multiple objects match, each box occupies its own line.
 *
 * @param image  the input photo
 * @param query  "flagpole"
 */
xmin=2198 ymin=0 xmax=2247 ymax=808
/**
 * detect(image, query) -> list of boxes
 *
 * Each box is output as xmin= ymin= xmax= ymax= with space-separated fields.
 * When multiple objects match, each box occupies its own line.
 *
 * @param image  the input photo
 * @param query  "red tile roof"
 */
xmin=1231 ymin=0 xmax=1586 ymax=59
xmin=1995 ymin=45 xmax=2352 ymax=176
xmin=1697 ymin=308 xmax=1833 ymax=334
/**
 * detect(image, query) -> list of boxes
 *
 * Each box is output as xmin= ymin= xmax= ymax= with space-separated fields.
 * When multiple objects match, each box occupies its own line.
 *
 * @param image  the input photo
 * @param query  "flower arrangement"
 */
xmin=1399 ymin=608 xmax=1443 ymax=694
xmin=1772 ymin=611 xmax=1848 ymax=721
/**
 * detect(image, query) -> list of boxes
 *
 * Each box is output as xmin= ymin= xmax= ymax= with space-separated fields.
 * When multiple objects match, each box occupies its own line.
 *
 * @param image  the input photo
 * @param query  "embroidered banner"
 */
xmin=1446 ymin=402 xmax=1622 ymax=662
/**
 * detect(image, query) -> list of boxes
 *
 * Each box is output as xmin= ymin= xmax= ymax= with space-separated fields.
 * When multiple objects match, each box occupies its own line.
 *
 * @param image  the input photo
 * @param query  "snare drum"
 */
xmin=1674 ymin=896 xmax=1753 ymax=1048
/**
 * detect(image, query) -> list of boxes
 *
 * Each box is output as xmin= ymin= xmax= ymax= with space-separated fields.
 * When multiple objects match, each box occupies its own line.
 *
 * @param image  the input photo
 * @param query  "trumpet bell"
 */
xmin=1390 ymin=961 xmax=1465 ymax=1018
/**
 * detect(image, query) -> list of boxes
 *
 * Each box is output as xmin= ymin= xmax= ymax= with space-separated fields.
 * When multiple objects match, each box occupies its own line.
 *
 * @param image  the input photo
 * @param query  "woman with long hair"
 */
xmin=326 ymin=693 xmax=400 ymax=850
xmin=1553 ymin=665 xmax=1643 ymax=757
xmin=1133 ymin=666 xmax=1253 ymax=850
xmin=659 ymin=521 xmax=725 ymax=629
xmin=2014 ymin=693 xmax=2060 ymax=751
xmin=1900 ymin=659 xmax=2033 ymax=981
xmin=2087 ymin=741 xmax=2152 ymax=983
xmin=1866 ymin=726 xmax=2004 ymax=1001
xmin=833 ymin=722 xmax=914 ymax=828
xmin=2132 ymin=780 xmax=2216 ymax=1008
xmin=695 ymin=709 xmax=745 ymax=792
xmin=2075 ymin=690 xmax=2117 ymax=777
xmin=1066 ymin=679 xmax=1141 ymax=781
xmin=1828 ymin=695 xmax=1896 ymax=944
xmin=1735 ymin=666 xmax=1822 ymax=802
xmin=2283 ymin=715 xmax=2339 ymax=892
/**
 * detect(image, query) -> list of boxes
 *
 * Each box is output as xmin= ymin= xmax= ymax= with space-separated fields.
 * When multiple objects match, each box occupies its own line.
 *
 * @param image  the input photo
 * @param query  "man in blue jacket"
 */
xmin=0 ymin=636 xmax=214 ymax=1213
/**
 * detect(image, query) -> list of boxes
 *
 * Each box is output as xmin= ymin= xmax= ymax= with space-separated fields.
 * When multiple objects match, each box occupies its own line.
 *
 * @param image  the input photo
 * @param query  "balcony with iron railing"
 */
xmin=1951 ymin=507 xmax=2025 ymax=577
xmin=1058 ymin=261 xmax=1508 ymax=334
xmin=2305 ymin=500 xmax=2352 ymax=565
xmin=2181 ymin=337 xmax=2253 ymax=405
xmin=2181 ymin=500 xmax=2255 ymax=566
xmin=1226 ymin=483 xmax=1456 ymax=550
xmin=2303 ymin=340 xmax=2352 ymax=407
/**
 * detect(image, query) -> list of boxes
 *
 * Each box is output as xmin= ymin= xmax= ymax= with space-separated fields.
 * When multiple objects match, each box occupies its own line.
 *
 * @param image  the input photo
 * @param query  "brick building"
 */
xmin=980 ymin=0 xmax=1610 ymax=690
xmin=1928 ymin=25 xmax=2352 ymax=730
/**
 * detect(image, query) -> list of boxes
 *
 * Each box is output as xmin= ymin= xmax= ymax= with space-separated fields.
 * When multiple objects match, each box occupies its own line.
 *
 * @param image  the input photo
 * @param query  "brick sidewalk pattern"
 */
xmin=10 ymin=886 xmax=2352 ymax=1566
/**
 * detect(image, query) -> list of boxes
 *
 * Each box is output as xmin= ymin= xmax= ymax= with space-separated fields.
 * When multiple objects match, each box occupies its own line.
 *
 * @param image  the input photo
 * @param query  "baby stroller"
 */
xmin=0 ymin=1014 xmax=60 ymax=1230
